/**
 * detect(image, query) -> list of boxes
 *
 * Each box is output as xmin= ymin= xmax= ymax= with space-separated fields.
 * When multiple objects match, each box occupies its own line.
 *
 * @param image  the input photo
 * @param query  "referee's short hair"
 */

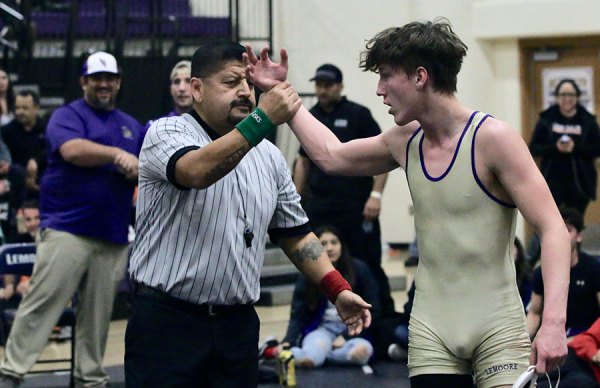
xmin=191 ymin=40 xmax=245 ymax=79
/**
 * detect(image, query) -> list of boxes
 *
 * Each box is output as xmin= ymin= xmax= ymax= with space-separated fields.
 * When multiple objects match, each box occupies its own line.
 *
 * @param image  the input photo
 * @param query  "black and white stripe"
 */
xmin=129 ymin=114 xmax=308 ymax=305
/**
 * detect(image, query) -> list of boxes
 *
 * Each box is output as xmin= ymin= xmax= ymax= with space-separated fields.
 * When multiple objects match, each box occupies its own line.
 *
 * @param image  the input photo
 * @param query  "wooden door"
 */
xmin=520 ymin=37 xmax=600 ymax=226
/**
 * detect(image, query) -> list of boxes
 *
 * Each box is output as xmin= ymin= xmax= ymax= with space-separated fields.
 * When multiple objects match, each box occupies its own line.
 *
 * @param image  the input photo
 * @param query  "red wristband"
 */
xmin=319 ymin=270 xmax=352 ymax=304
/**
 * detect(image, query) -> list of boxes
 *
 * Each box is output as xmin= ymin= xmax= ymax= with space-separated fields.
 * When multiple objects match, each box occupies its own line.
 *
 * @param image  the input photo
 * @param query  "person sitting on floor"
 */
xmin=278 ymin=224 xmax=381 ymax=368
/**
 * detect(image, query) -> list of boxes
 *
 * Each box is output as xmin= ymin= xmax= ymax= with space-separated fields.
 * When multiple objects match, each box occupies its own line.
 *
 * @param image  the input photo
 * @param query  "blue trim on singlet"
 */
xmin=405 ymin=127 xmax=423 ymax=172
xmin=471 ymin=114 xmax=517 ymax=208
xmin=419 ymin=111 xmax=478 ymax=182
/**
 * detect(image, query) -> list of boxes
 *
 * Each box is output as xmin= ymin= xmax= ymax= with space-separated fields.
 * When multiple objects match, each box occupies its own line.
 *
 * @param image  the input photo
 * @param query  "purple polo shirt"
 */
xmin=40 ymin=99 xmax=142 ymax=244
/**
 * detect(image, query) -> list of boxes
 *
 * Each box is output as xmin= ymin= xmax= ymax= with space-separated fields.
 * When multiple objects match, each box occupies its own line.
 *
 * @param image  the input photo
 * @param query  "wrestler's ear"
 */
xmin=415 ymin=66 xmax=428 ymax=91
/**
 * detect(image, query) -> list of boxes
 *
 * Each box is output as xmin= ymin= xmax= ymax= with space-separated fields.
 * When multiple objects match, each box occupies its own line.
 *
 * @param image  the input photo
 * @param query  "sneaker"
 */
xmin=258 ymin=336 xmax=278 ymax=359
xmin=0 ymin=373 xmax=22 ymax=388
xmin=405 ymin=256 xmax=419 ymax=267
xmin=387 ymin=343 xmax=408 ymax=362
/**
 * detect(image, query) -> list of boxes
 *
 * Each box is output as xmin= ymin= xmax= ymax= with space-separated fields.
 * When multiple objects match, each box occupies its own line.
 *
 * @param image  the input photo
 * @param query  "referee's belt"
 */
xmin=134 ymin=283 xmax=253 ymax=316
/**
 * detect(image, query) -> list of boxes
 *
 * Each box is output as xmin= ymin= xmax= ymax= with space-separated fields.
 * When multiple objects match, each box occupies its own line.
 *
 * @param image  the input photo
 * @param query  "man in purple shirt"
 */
xmin=0 ymin=51 xmax=142 ymax=388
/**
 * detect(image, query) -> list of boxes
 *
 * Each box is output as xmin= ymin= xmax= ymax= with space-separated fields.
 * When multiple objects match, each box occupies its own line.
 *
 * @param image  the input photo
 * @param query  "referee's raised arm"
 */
xmin=174 ymin=82 xmax=299 ymax=190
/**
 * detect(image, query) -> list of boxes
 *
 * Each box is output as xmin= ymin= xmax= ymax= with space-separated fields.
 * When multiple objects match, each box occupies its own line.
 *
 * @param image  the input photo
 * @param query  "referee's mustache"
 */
xmin=231 ymin=98 xmax=254 ymax=110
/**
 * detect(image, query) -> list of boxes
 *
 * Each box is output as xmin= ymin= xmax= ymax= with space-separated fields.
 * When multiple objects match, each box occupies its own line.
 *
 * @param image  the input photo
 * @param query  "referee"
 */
xmin=125 ymin=40 xmax=372 ymax=387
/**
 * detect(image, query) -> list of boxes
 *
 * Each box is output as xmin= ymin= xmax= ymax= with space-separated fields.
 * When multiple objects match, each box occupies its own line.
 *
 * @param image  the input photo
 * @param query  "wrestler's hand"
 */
xmin=530 ymin=322 xmax=567 ymax=374
xmin=335 ymin=290 xmax=372 ymax=336
xmin=257 ymin=82 xmax=301 ymax=125
xmin=243 ymin=45 xmax=288 ymax=91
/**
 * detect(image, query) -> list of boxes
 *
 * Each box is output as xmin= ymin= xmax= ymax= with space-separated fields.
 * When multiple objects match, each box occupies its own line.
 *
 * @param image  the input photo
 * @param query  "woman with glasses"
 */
xmin=530 ymin=79 xmax=600 ymax=216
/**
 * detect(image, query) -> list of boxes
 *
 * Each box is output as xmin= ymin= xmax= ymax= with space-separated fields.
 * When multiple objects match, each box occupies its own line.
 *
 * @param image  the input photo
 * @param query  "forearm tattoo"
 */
xmin=289 ymin=239 xmax=324 ymax=266
xmin=204 ymin=146 xmax=248 ymax=183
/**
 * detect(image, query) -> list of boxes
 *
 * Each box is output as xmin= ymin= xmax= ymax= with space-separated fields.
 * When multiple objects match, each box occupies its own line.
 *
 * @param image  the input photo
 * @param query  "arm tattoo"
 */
xmin=289 ymin=239 xmax=324 ymax=266
xmin=204 ymin=146 xmax=248 ymax=183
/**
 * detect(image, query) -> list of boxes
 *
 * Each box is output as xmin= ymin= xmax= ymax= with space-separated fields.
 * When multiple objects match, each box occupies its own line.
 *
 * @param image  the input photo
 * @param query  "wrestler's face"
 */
xmin=81 ymin=73 xmax=121 ymax=111
xmin=376 ymin=65 xmax=420 ymax=126
xmin=319 ymin=231 xmax=342 ymax=264
xmin=192 ymin=61 xmax=256 ymax=135
xmin=170 ymin=70 xmax=192 ymax=114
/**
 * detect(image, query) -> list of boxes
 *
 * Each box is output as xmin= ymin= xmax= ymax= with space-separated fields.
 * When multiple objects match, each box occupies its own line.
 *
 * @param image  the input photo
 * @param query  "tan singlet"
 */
xmin=405 ymin=111 xmax=531 ymax=387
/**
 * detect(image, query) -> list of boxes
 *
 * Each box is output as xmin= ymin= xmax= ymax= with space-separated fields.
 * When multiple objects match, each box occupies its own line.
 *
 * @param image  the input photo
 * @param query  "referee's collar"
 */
xmin=189 ymin=109 xmax=221 ymax=141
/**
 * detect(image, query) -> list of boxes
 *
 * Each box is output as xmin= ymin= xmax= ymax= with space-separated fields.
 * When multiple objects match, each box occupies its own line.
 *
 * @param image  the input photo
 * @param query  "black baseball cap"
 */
xmin=309 ymin=64 xmax=343 ymax=83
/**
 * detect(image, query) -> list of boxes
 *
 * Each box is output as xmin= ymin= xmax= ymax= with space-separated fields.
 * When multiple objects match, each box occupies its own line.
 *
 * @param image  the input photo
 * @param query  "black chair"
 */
xmin=0 ymin=243 xmax=76 ymax=387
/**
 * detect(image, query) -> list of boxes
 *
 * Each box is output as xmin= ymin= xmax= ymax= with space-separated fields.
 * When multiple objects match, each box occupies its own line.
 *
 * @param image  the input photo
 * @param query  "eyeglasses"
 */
xmin=557 ymin=93 xmax=578 ymax=98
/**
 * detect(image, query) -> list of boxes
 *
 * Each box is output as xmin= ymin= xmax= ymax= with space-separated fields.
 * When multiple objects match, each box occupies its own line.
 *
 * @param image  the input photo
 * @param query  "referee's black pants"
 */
xmin=125 ymin=287 xmax=259 ymax=388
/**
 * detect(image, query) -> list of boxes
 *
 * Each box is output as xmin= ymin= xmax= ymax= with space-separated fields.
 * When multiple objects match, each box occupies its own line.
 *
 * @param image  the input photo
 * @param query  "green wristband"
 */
xmin=236 ymin=108 xmax=276 ymax=147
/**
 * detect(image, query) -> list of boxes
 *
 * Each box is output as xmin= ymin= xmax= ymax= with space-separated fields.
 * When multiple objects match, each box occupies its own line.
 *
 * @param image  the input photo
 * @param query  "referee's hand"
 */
xmin=335 ymin=290 xmax=372 ymax=336
xmin=257 ymin=82 xmax=301 ymax=125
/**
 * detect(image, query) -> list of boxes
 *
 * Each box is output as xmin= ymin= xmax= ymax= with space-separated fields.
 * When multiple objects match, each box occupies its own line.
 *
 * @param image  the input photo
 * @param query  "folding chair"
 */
xmin=0 ymin=242 xmax=76 ymax=387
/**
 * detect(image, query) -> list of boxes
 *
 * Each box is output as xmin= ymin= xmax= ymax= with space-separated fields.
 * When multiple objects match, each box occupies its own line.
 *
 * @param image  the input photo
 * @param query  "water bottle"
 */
xmin=278 ymin=345 xmax=296 ymax=386
xmin=362 ymin=220 xmax=373 ymax=234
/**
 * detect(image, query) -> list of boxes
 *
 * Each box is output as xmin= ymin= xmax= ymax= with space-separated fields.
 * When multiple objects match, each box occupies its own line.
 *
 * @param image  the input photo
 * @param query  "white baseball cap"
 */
xmin=82 ymin=51 xmax=119 ymax=76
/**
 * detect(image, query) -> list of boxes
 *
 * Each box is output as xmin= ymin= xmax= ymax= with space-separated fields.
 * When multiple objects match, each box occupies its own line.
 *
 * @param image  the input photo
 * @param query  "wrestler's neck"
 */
xmin=419 ymin=94 xmax=471 ymax=145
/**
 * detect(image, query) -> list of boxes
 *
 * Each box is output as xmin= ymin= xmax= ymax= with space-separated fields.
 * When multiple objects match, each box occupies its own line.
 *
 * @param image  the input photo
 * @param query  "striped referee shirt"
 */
xmin=129 ymin=111 xmax=310 ymax=305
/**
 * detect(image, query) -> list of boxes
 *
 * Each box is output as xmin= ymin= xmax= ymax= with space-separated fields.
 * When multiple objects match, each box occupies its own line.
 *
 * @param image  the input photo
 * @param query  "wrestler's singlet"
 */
xmin=405 ymin=111 xmax=530 ymax=387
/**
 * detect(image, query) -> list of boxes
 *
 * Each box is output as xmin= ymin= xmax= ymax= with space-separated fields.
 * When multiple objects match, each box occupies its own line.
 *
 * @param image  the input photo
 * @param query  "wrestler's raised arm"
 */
xmin=244 ymin=45 xmax=400 ymax=176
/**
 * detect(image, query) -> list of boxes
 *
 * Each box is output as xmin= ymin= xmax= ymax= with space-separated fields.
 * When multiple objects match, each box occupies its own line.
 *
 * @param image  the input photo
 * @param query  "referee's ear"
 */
xmin=190 ymin=77 xmax=204 ymax=103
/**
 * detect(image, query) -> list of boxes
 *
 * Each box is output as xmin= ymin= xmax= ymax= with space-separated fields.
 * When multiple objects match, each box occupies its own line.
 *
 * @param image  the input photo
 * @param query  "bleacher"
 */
xmin=28 ymin=0 xmax=231 ymax=40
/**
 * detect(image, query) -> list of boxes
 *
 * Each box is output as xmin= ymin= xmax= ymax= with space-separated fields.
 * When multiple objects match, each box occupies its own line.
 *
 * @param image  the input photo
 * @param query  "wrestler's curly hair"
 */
xmin=359 ymin=17 xmax=467 ymax=95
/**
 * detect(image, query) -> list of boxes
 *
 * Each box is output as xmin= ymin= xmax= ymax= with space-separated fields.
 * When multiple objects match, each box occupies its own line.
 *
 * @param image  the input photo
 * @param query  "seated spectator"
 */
xmin=0 ymin=67 xmax=14 ymax=126
xmin=1 ymin=90 xmax=46 ymax=200
xmin=536 ymin=317 xmax=600 ymax=388
xmin=11 ymin=199 xmax=39 ymax=243
xmin=279 ymin=225 xmax=381 ymax=368
xmin=0 ymin=200 xmax=39 ymax=314
xmin=0 ymin=140 xmax=25 ymax=241
xmin=514 ymin=236 xmax=533 ymax=311
xmin=527 ymin=206 xmax=600 ymax=339
xmin=1 ymin=89 xmax=45 ymax=168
